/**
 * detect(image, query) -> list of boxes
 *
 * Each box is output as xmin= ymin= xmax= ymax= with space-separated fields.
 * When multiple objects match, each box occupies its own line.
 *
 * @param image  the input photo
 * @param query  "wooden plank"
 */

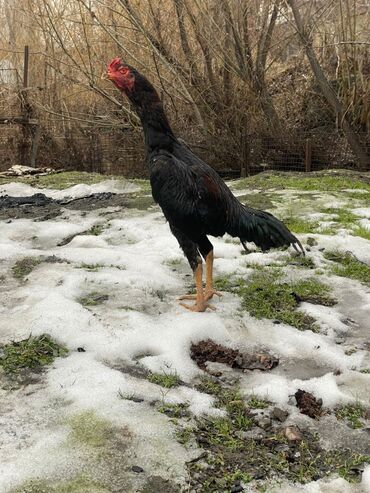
xmin=0 ymin=117 xmax=38 ymax=125
xmin=30 ymin=126 xmax=41 ymax=167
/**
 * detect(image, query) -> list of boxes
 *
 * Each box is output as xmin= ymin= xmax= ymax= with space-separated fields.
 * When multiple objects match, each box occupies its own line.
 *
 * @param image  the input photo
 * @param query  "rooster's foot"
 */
xmin=179 ymin=301 xmax=216 ymax=312
xmin=204 ymin=289 xmax=222 ymax=301
xmin=178 ymin=294 xmax=197 ymax=301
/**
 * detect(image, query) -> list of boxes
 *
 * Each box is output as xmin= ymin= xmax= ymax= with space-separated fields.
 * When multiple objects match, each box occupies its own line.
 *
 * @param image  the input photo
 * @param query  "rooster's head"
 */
xmin=106 ymin=58 xmax=136 ymax=93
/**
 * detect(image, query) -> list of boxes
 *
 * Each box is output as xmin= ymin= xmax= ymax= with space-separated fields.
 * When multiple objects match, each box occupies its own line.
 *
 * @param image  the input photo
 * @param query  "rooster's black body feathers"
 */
xmin=110 ymin=62 xmax=303 ymax=270
xmin=149 ymin=144 xmax=303 ymax=262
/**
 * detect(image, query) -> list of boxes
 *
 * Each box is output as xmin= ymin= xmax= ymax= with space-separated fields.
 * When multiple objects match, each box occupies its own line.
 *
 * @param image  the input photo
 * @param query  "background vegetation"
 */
xmin=0 ymin=0 xmax=369 ymax=175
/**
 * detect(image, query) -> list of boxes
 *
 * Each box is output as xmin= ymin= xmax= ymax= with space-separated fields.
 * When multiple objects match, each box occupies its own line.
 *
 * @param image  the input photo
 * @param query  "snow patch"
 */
xmin=0 ymin=179 xmax=139 ymax=199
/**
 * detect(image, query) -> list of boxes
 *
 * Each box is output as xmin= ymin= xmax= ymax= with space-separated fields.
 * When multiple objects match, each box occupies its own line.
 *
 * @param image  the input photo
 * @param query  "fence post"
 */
xmin=23 ymin=45 xmax=29 ymax=88
xmin=30 ymin=125 xmax=41 ymax=167
xmin=19 ymin=45 xmax=39 ymax=167
xmin=305 ymin=138 xmax=312 ymax=172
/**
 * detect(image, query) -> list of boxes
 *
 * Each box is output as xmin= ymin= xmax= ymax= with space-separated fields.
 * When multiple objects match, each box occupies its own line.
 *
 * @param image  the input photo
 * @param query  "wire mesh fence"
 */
xmin=0 ymin=123 xmax=368 ymax=177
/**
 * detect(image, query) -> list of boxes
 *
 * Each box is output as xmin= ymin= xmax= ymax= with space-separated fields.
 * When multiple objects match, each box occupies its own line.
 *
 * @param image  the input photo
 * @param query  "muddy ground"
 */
xmin=0 ymin=171 xmax=370 ymax=493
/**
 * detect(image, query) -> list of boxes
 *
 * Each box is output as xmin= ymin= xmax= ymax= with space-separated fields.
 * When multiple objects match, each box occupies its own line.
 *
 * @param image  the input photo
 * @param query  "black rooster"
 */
xmin=106 ymin=59 xmax=304 ymax=312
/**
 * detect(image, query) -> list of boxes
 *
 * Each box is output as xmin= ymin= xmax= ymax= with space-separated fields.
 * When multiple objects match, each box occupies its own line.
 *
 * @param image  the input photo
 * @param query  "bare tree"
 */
xmin=286 ymin=0 xmax=369 ymax=170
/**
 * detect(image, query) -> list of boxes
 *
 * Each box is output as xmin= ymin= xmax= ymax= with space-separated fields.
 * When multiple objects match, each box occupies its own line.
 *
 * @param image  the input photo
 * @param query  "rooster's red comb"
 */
xmin=108 ymin=57 xmax=122 ymax=71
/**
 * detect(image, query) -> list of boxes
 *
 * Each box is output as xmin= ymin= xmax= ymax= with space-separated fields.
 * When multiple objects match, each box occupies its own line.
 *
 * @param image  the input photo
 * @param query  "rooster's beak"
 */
xmin=101 ymin=72 xmax=110 ymax=80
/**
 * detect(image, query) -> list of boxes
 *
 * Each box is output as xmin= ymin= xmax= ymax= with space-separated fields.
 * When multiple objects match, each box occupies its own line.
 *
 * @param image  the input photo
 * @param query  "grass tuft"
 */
xmin=247 ymin=396 xmax=270 ymax=409
xmin=353 ymin=226 xmax=370 ymax=241
xmin=320 ymin=207 xmax=358 ymax=226
xmin=324 ymin=250 xmax=370 ymax=285
xmin=220 ymin=270 xmax=335 ymax=331
xmin=78 ymin=292 xmax=109 ymax=306
xmin=157 ymin=402 xmax=190 ymax=419
xmin=12 ymin=257 xmax=42 ymax=280
xmin=77 ymin=263 xmax=104 ymax=271
xmin=147 ymin=370 xmax=181 ymax=388
xmin=335 ymin=403 xmax=368 ymax=429
xmin=0 ymin=334 xmax=67 ymax=374
xmin=283 ymin=216 xmax=320 ymax=234
xmin=86 ymin=224 xmax=105 ymax=236
xmin=232 ymin=173 xmax=370 ymax=192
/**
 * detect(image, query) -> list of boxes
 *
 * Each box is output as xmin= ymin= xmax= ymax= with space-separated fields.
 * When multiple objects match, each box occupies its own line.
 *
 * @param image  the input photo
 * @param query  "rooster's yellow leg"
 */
xmin=204 ymin=251 xmax=222 ymax=301
xmin=180 ymin=262 xmax=215 ymax=312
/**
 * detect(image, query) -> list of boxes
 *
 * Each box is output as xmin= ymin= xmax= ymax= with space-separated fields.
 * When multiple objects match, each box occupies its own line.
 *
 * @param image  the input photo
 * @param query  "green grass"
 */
xmin=9 ymin=476 xmax=109 ymax=493
xmin=247 ymin=396 xmax=270 ymax=409
xmin=78 ymin=292 xmax=109 ymax=306
xmin=216 ymin=270 xmax=335 ymax=331
xmin=324 ymin=250 xmax=370 ymax=285
xmin=129 ymin=179 xmax=152 ymax=193
xmin=77 ymin=263 xmax=104 ymax=271
xmin=176 ymin=426 xmax=193 ymax=446
xmin=86 ymin=224 xmax=105 ymax=236
xmin=180 ymin=380 xmax=369 ymax=490
xmin=335 ymin=403 xmax=368 ymax=429
xmin=147 ymin=370 xmax=181 ymax=388
xmin=68 ymin=410 xmax=116 ymax=448
xmin=157 ymin=402 xmax=190 ymax=419
xmin=319 ymin=207 xmax=358 ymax=226
xmin=343 ymin=191 xmax=370 ymax=201
xmin=196 ymin=377 xmax=224 ymax=396
xmin=353 ymin=226 xmax=370 ymax=241
xmin=287 ymin=254 xmax=316 ymax=269
xmin=117 ymin=390 xmax=143 ymax=402
xmin=232 ymin=172 xmax=370 ymax=192
xmin=292 ymin=278 xmax=336 ymax=305
xmin=283 ymin=216 xmax=320 ymax=234
xmin=317 ymin=207 xmax=362 ymax=235
xmin=0 ymin=334 xmax=67 ymax=374
xmin=12 ymin=257 xmax=42 ymax=280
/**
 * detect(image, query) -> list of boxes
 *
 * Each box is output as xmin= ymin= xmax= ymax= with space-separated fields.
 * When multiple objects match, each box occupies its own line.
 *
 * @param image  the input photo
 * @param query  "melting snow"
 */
xmin=0 ymin=178 xmax=369 ymax=492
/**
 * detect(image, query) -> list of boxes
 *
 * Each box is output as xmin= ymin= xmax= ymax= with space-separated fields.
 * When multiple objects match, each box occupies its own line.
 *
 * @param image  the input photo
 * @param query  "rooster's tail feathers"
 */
xmin=228 ymin=205 xmax=304 ymax=255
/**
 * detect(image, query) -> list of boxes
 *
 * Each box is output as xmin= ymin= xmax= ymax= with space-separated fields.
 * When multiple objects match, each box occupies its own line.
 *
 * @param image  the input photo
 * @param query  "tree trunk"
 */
xmin=286 ymin=0 xmax=369 ymax=170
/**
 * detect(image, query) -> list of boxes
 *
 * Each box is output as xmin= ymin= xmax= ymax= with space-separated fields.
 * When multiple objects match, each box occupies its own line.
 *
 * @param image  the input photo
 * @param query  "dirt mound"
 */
xmin=190 ymin=339 xmax=278 ymax=372
xmin=295 ymin=389 xmax=323 ymax=419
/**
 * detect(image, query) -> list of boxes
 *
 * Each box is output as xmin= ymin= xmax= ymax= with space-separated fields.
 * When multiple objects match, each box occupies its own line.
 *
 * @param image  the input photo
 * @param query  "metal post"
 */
xmin=23 ymin=45 xmax=29 ymax=88
xmin=305 ymin=138 xmax=312 ymax=172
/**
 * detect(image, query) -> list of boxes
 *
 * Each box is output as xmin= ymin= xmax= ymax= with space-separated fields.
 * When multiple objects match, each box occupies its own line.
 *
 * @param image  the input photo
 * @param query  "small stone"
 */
xmin=132 ymin=465 xmax=144 ymax=473
xmin=219 ymin=374 xmax=239 ymax=386
xmin=231 ymin=485 xmax=244 ymax=493
xmin=271 ymin=407 xmax=288 ymax=422
xmin=237 ymin=428 xmax=266 ymax=440
xmin=257 ymin=416 xmax=272 ymax=429
xmin=130 ymin=396 xmax=144 ymax=403
xmin=77 ymin=347 xmax=86 ymax=352
xmin=275 ymin=444 xmax=290 ymax=455
xmin=306 ymin=237 xmax=318 ymax=247
xmin=284 ymin=425 xmax=302 ymax=442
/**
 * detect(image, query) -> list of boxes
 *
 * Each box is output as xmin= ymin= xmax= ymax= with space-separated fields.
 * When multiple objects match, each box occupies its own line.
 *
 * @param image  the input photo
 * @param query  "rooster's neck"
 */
xmin=129 ymin=92 xmax=177 ymax=153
